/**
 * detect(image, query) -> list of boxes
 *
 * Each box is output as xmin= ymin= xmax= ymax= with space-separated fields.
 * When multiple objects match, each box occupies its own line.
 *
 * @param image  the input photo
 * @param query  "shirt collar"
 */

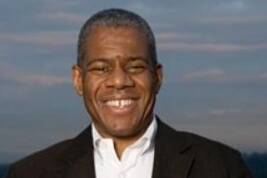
xmin=92 ymin=116 xmax=157 ymax=154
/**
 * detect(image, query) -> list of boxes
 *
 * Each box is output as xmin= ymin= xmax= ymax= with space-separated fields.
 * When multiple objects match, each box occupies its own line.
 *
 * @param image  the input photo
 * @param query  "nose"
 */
xmin=105 ymin=67 xmax=134 ymax=89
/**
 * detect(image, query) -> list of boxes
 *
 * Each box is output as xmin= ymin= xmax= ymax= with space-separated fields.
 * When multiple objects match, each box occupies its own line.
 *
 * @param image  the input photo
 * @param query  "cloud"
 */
xmin=0 ymin=31 xmax=76 ymax=46
xmin=181 ymin=68 xmax=267 ymax=84
xmin=156 ymin=32 xmax=203 ymax=42
xmin=209 ymin=108 xmax=243 ymax=116
xmin=7 ymin=30 xmax=266 ymax=53
xmin=183 ymin=69 xmax=225 ymax=81
xmin=155 ymin=31 xmax=267 ymax=52
xmin=37 ymin=11 xmax=86 ymax=25
xmin=0 ymin=64 xmax=70 ymax=87
xmin=126 ymin=1 xmax=176 ymax=16
xmin=260 ymin=73 xmax=267 ymax=79
xmin=14 ymin=74 xmax=70 ymax=86
xmin=216 ymin=0 xmax=248 ymax=12
xmin=158 ymin=41 xmax=267 ymax=52
xmin=194 ymin=15 xmax=267 ymax=25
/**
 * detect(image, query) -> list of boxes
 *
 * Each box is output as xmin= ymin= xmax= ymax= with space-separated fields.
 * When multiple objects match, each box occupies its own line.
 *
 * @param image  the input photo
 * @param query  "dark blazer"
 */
xmin=6 ymin=119 xmax=253 ymax=178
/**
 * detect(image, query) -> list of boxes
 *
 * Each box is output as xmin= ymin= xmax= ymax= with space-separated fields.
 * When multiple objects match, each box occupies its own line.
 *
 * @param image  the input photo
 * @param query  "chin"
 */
xmin=106 ymin=126 xmax=141 ymax=138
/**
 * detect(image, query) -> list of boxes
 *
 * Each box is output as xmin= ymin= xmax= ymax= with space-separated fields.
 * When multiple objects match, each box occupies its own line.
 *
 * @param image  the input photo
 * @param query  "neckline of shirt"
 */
xmin=91 ymin=116 xmax=158 ymax=162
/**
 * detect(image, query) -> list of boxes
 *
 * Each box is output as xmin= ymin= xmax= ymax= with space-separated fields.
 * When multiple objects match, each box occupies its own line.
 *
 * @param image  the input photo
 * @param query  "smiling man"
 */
xmin=6 ymin=8 xmax=253 ymax=178
xmin=72 ymin=22 xmax=162 ymax=161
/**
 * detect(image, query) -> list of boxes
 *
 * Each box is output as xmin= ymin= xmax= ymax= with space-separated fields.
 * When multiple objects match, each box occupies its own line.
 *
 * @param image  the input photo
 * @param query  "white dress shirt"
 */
xmin=92 ymin=118 xmax=157 ymax=178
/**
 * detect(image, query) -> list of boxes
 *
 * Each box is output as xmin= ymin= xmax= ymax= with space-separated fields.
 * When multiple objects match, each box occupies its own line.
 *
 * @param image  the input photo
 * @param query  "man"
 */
xmin=6 ymin=8 xmax=253 ymax=178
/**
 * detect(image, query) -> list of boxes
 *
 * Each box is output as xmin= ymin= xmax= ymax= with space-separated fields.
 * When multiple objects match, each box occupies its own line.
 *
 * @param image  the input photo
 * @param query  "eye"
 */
xmin=88 ymin=63 xmax=110 ymax=75
xmin=126 ymin=62 xmax=147 ymax=74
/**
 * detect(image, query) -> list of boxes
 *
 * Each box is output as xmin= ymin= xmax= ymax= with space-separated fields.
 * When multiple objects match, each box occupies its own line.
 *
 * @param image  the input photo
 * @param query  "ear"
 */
xmin=154 ymin=64 xmax=163 ymax=94
xmin=72 ymin=65 xmax=83 ymax=96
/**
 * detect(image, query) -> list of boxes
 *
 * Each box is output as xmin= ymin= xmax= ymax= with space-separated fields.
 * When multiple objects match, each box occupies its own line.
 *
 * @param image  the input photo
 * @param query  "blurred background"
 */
xmin=0 ymin=0 xmax=267 ymax=177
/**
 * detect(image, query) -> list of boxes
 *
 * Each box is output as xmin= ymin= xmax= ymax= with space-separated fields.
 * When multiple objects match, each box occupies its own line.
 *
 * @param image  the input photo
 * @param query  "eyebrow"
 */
xmin=127 ymin=56 xmax=148 ymax=63
xmin=86 ymin=58 xmax=109 ymax=67
xmin=86 ymin=56 xmax=148 ymax=66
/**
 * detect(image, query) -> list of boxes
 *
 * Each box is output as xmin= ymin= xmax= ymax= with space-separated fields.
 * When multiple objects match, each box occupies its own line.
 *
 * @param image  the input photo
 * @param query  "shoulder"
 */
xmin=157 ymin=120 xmax=252 ymax=177
xmin=179 ymin=131 xmax=252 ymax=177
xmin=14 ymin=138 xmax=73 ymax=166
xmin=157 ymin=119 xmax=240 ymax=154
xmin=160 ymin=120 xmax=243 ymax=161
xmin=6 ymin=126 xmax=92 ymax=178
xmin=179 ymin=130 xmax=243 ymax=165
xmin=6 ymin=139 xmax=73 ymax=178
xmin=177 ymin=129 xmax=240 ymax=156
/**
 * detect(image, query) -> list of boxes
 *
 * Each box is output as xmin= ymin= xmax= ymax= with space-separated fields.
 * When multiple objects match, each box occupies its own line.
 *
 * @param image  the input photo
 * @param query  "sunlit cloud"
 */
xmin=216 ymin=0 xmax=248 ymax=12
xmin=181 ymin=68 xmax=267 ymax=84
xmin=126 ymin=2 xmax=176 ymax=15
xmin=194 ymin=15 xmax=267 ymax=25
xmin=0 ymin=31 xmax=76 ymax=46
xmin=156 ymin=32 xmax=203 ymax=42
xmin=209 ymin=108 xmax=243 ymax=116
xmin=158 ymin=42 xmax=267 ymax=52
xmin=151 ymin=22 xmax=177 ymax=30
xmin=183 ymin=68 xmax=225 ymax=80
xmin=37 ymin=11 xmax=86 ymax=25
xmin=0 ymin=64 xmax=70 ymax=87
xmin=260 ymin=73 xmax=267 ymax=79
xmin=14 ymin=74 xmax=70 ymax=86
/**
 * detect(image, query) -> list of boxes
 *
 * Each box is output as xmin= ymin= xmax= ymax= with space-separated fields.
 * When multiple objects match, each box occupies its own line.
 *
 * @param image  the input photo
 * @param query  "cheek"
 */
xmin=82 ymin=77 xmax=105 ymax=119
xmin=137 ymin=72 xmax=155 ymax=90
xmin=135 ymin=76 xmax=155 ymax=101
xmin=83 ymin=77 xmax=102 ymax=103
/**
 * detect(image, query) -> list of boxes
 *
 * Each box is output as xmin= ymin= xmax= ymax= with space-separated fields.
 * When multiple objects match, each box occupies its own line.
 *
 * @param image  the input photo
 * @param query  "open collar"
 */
xmin=44 ymin=117 xmax=198 ymax=178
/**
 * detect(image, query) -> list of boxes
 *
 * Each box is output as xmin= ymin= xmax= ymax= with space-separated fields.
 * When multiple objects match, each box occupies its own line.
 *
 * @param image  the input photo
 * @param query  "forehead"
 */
xmin=85 ymin=26 xmax=149 ymax=61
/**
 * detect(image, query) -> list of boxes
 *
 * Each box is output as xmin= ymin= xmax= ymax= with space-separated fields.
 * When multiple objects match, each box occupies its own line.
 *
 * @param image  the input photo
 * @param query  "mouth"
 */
xmin=106 ymin=99 xmax=134 ymax=108
xmin=102 ymin=98 xmax=137 ymax=114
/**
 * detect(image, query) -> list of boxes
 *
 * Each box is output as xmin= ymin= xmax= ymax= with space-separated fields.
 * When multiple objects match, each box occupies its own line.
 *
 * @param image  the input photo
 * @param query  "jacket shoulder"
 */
xmin=159 ymin=120 xmax=241 ymax=154
xmin=6 ymin=126 xmax=92 ymax=178
xmin=184 ymin=132 xmax=252 ymax=177
xmin=6 ymin=139 xmax=73 ymax=178
xmin=157 ymin=121 xmax=252 ymax=177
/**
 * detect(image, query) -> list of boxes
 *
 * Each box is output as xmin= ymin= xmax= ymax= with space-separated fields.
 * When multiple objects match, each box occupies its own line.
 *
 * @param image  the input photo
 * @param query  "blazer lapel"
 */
xmin=65 ymin=126 xmax=96 ymax=178
xmin=152 ymin=119 xmax=196 ymax=178
xmin=42 ymin=125 xmax=96 ymax=178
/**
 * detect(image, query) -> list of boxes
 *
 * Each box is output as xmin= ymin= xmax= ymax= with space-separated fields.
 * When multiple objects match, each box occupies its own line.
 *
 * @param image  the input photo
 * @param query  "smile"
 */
xmin=105 ymin=99 xmax=134 ymax=108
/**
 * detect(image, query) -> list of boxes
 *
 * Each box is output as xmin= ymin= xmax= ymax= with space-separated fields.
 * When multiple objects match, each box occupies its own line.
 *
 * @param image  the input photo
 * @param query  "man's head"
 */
xmin=77 ymin=8 xmax=158 ymax=68
xmin=72 ymin=8 xmax=162 ymax=140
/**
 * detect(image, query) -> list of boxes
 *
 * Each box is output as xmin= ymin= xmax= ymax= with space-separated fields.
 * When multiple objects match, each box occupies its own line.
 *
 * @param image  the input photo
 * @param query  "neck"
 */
xmin=115 ymin=119 xmax=155 ymax=159
xmin=93 ymin=115 xmax=155 ymax=159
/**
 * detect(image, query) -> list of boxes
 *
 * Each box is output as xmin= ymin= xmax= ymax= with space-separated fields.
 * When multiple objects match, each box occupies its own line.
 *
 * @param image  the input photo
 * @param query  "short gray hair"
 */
xmin=77 ymin=8 xmax=158 ymax=68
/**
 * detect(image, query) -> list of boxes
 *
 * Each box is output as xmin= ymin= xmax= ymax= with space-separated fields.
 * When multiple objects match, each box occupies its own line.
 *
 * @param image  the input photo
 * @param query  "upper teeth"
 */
xmin=106 ymin=99 xmax=133 ymax=108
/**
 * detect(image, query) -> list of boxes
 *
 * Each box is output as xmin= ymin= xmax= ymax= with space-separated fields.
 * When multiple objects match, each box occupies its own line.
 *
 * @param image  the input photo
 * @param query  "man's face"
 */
xmin=72 ymin=26 xmax=162 ymax=139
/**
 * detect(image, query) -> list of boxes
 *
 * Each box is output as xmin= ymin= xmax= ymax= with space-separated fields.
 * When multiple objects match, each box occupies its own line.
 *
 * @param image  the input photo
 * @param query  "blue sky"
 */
xmin=1 ymin=0 xmax=267 ymax=163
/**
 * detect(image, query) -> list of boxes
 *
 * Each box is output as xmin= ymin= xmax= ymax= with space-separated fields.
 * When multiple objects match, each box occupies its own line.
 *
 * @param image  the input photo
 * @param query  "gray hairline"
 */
xmin=77 ymin=10 xmax=158 ymax=68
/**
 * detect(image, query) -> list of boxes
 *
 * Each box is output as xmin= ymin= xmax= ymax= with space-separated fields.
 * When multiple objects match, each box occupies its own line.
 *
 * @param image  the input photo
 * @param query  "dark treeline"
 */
xmin=0 ymin=153 xmax=266 ymax=178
